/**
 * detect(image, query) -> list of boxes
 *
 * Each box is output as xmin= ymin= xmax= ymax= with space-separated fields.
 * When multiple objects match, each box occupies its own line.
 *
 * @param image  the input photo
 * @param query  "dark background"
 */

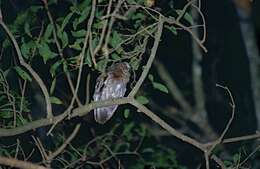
xmin=0 ymin=0 xmax=260 ymax=168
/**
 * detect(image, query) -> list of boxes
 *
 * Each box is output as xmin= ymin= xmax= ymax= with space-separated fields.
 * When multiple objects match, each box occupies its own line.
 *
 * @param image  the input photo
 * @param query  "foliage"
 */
xmin=0 ymin=0 xmax=183 ymax=168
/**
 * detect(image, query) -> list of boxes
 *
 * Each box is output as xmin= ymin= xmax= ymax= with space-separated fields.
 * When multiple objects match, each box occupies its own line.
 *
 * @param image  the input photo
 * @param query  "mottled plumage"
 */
xmin=93 ymin=62 xmax=130 ymax=124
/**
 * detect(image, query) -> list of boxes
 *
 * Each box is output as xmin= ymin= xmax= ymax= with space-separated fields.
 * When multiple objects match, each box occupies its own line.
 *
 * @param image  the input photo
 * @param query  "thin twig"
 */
xmin=47 ymin=124 xmax=81 ymax=161
xmin=208 ymin=84 xmax=236 ymax=153
xmin=67 ymin=0 xmax=96 ymax=116
xmin=204 ymin=151 xmax=210 ymax=169
xmin=101 ymin=0 xmax=125 ymax=71
xmin=93 ymin=0 xmax=113 ymax=58
xmin=32 ymin=136 xmax=48 ymax=162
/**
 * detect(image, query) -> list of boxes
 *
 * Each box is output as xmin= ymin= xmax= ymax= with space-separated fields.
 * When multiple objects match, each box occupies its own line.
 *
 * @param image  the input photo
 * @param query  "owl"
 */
xmin=93 ymin=62 xmax=131 ymax=124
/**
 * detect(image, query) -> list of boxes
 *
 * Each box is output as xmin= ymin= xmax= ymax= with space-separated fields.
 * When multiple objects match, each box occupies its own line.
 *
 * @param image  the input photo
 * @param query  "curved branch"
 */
xmin=130 ymin=99 xmax=204 ymax=151
xmin=129 ymin=15 xmax=164 ymax=97
xmin=0 ymin=15 xmax=53 ymax=119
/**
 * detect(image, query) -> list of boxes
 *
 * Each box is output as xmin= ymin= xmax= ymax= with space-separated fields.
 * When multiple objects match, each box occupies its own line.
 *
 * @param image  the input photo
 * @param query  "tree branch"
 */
xmin=0 ymin=156 xmax=48 ymax=169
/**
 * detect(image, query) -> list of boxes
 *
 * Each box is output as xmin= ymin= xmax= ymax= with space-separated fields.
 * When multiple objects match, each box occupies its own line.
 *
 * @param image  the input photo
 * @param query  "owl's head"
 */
xmin=108 ymin=62 xmax=131 ymax=81
xmin=119 ymin=62 xmax=130 ymax=73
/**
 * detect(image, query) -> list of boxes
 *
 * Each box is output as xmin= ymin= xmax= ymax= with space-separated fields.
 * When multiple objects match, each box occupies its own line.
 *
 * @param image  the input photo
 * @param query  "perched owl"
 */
xmin=93 ymin=62 xmax=130 ymax=124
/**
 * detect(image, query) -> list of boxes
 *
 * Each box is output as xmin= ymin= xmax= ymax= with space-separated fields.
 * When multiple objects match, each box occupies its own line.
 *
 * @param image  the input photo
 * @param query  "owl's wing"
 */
xmin=94 ymin=80 xmax=127 ymax=124
xmin=93 ymin=74 xmax=106 ymax=102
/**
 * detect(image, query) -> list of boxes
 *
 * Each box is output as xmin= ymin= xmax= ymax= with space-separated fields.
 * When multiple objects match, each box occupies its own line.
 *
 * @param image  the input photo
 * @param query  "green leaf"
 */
xmin=59 ymin=31 xmax=69 ymax=48
xmin=136 ymin=96 xmax=149 ymax=104
xmin=69 ymin=38 xmax=84 ymax=50
xmin=2 ymin=39 xmax=11 ymax=48
xmin=30 ymin=5 xmax=43 ymax=13
xmin=132 ymin=13 xmax=145 ymax=20
xmin=124 ymin=109 xmax=130 ymax=119
xmin=0 ymin=111 xmax=13 ymax=119
xmin=130 ymin=57 xmax=140 ymax=71
xmin=176 ymin=10 xmax=194 ymax=25
xmin=152 ymin=82 xmax=169 ymax=93
xmin=50 ymin=60 xmax=62 ymax=77
xmin=24 ymin=22 xmax=32 ymax=37
xmin=77 ymin=0 xmax=91 ymax=11
xmin=50 ymin=96 xmax=63 ymax=105
xmin=56 ymin=24 xmax=69 ymax=49
xmin=165 ymin=25 xmax=177 ymax=35
xmin=127 ymin=0 xmax=136 ymax=5
xmin=38 ymin=43 xmax=57 ymax=63
xmin=135 ymin=124 xmax=146 ymax=137
xmin=73 ymin=7 xmax=91 ymax=29
xmin=63 ymin=62 xmax=69 ymax=73
xmin=142 ymin=148 xmax=154 ymax=153
xmin=71 ymin=30 xmax=86 ymax=38
xmin=50 ymin=78 xmax=56 ymax=95
xmin=111 ymin=53 xmax=121 ymax=60
xmin=85 ymin=50 xmax=92 ymax=67
xmin=223 ymin=160 xmax=233 ymax=167
xmin=233 ymin=153 xmax=240 ymax=163
xmin=14 ymin=66 xmax=32 ymax=82
xmin=44 ymin=24 xmax=54 ymax=40
xmin=148 ymin=74 xmax=154 ymax=82
xmin=122 ymin=122 xmax=135 ymax=137
xmin=183 ymin=12 xmax=194 ymax=25
xmin=3 ymin=69 xmax=10 ymax=78
xmin=95 ymin=59 xmax=107 ymax=72
xmin=93 ymin=20 xmax=105 ymax=29
xmin=110 ymin=31 xmax=122 ymax=48
xmin=61 ymin=12 xmax=74 ymax=31
xmin=21 ymin=40 xmax=35 ymax=59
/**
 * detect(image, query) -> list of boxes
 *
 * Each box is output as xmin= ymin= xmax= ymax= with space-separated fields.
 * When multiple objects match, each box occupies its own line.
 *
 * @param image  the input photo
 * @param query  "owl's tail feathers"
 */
xmin=94 ymin=105 xmax=118 ymax=124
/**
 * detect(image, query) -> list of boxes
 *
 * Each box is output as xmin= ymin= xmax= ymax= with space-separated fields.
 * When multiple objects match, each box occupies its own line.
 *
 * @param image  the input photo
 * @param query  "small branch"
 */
xmin=43 ymin=2 xmax=82 ymax=107
xmin=208 ymin=84 xmax=236 ymax=153
xmin=67 ymin=0 xmax=96 ymax=117
xmin=204 ymin=151 xmax=210 ymax=169
xmin=0 ymin=156 xmax=48 ymax=169
xmin=236 ymin=144 xmax=260 ymax=168
xmin=101 ymin=0 xmax=125 ymax=71
xmin=93 ymin=0 xmax=113 ymax=57
xmin=165 ymin=16 xmax=207 ymax=52
xmin=85 ymin=73 xmax=91 ymax=104
xmin=88 ymin=31 xmax=96 ymax=66
xmin=129 ymin=15 xmax=164 ymax=97
xmin=211 ymin=155 xmax=226 ymax=169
